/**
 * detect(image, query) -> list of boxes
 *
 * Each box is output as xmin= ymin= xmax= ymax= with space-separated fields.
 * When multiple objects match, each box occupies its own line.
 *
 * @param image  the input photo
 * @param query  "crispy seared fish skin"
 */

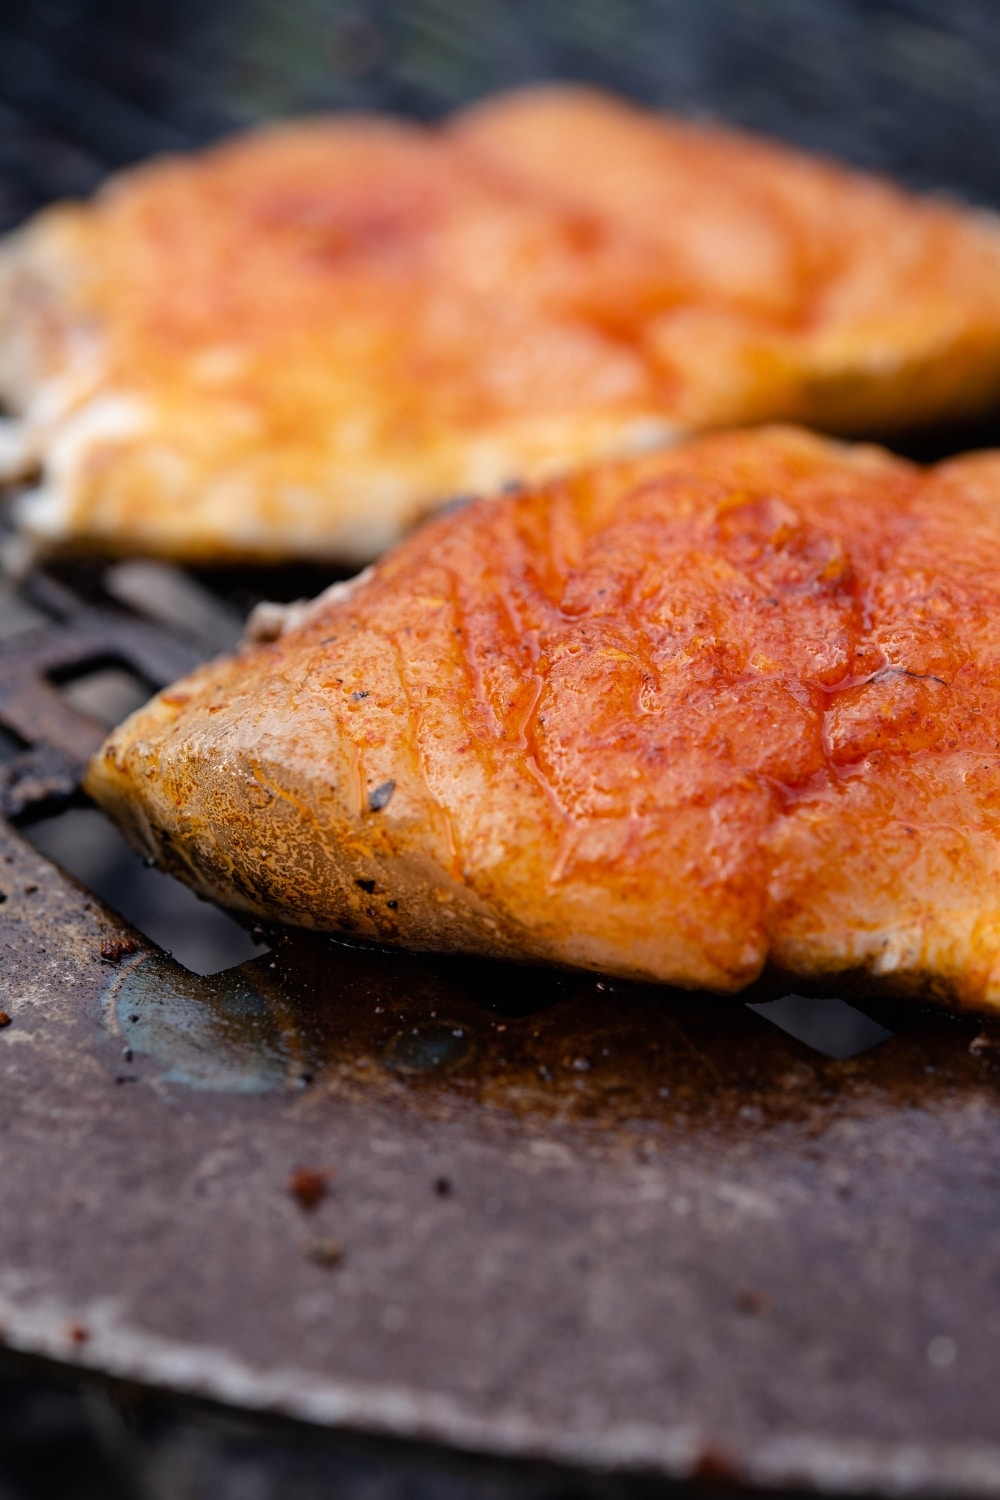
xmin=6 ymin=87 xmax=1000 ymax=563
xmin=87 ymin=427 xmax=1000 ymax=1011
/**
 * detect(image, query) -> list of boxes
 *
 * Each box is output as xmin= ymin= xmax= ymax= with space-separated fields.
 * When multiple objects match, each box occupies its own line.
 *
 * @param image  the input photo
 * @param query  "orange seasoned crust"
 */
xmin=87 ymin=427 xmax=1000 ymax=1011
xmin=5 ymin=87 xmax=1000 ymax=561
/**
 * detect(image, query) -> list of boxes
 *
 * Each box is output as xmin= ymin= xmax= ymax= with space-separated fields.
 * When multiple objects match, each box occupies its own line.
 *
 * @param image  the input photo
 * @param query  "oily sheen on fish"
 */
xmin=87 ymin=427 xmax=1000 ymax=1012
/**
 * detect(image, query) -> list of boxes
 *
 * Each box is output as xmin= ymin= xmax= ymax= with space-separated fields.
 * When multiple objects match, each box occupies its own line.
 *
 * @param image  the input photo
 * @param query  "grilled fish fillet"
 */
xmin=6 ymin=87 xmax=1000 ymax=563
xmin=87 ymin=427 xmax=1000 ymax=1011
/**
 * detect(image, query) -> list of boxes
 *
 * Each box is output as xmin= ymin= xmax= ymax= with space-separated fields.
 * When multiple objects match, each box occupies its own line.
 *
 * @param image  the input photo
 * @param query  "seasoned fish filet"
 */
xmin=87 ymin=427 xmax=1000 ymax=1012
xmin=5 ymin=88 xmax=1000 ymax=562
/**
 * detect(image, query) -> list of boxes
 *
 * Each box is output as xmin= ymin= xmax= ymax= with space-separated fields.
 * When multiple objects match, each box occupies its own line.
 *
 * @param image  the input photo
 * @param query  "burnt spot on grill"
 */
xmin=100 ymin=935 xmax=139 ymax=963
xmin=692 ymin=1445 xmax=742 ymax=1486
xmin=735 ymin=1286 xmax=771 ymax=1315
xmin=355 ymin=877 xmax=376 ymax=894
xmin=288 ymin=1166 xmax=333 ymax=1212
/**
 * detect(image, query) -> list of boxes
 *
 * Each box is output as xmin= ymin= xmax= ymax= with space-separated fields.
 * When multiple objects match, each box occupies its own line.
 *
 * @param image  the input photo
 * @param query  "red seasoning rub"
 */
xmin=5 ymin=87 xmax=1000 ymax=563
xmin=87 ymin=427 xmax=1000 ymax=1012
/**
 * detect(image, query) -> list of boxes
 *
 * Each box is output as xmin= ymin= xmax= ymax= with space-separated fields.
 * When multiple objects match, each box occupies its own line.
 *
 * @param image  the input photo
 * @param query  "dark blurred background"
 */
xmin=1 ymin=1 xmax=999 ymax=1495
xmin=3 ymin=0 xmax=1000 ymax=238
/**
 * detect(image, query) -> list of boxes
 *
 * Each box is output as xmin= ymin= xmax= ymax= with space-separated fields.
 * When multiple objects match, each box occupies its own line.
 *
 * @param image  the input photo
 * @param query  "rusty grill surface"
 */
xmin=1 ymin=552 xmax=1000 ymax=1498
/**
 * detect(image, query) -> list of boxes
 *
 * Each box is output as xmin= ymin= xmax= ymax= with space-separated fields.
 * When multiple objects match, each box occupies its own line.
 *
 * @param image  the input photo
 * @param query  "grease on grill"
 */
xmin=106 ymin=952 xmax=292 ymax=1093
xmin=383 ymin=1020 xmax=475 ymax=1075
xmin=90 ymin=924 xmax=927 ymax=1162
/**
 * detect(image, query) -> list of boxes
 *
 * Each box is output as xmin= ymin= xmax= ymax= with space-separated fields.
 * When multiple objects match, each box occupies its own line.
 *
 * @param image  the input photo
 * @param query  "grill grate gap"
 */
xmin=0 ymin=723 xmax=30 ymax=763
xmin=22 ymin=803 xmax=264 ymax=977
xmin=102 ymin=561 xmax=246 ymax=655
xmin=50 ymin=661 xmax=157 ymax=731
xmin=747 ymin=994 xmax=894 ymax=1060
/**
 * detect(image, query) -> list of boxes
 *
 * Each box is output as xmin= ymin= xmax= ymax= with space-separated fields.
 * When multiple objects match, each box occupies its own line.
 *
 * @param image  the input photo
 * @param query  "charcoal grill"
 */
xmin=5 ymin=3 xmax=1000 ymax=1496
